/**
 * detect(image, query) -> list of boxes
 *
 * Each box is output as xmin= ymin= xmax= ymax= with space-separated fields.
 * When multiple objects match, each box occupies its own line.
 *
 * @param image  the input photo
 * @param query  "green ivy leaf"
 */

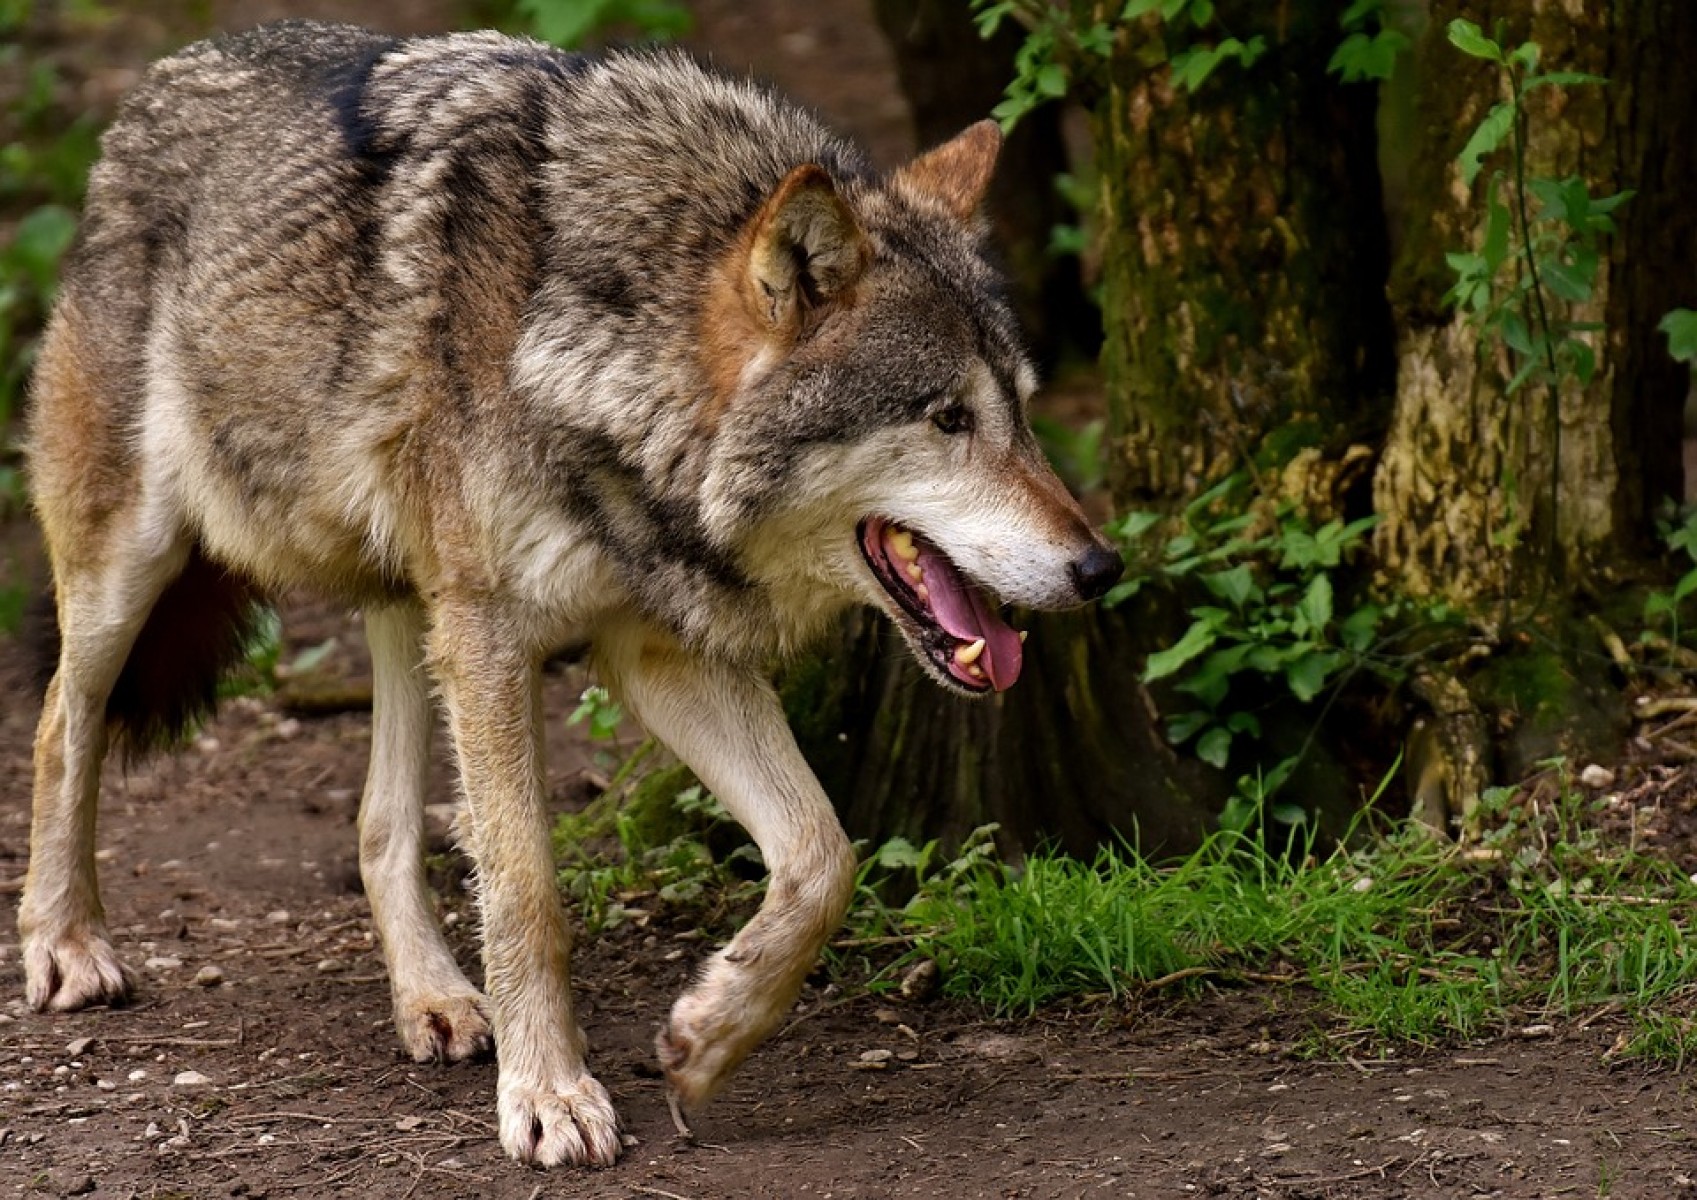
xmin=1458 ymin=102 xmax=1514 ymax=187
xmin=1296 ymin=574 xmax=1334 ymax=633
xmin=1143 ymin=618 xmax=1219 ymax=683
xmin=1559 ymin=337 xmax=1597 ymax=385
xmin=1540 ymin=257 xmax=1591 ymax=303
xmin=1197 ymin=726 xmax=1233 ymax=769
xmin=1101 ymin=577 xmax=1144 ymax=608
xmin=1446 ymin=19 xmax=1503 ymax=63
xmin=1106 ymin=510 xmax=1162 ymax=542
xmin=1482 ymin=178 xmax=1511 ymax=274
xmin=1201 ymin=564 xmax=1259 ymax=608
xmin=1328 ymin=29 xmax=1408 ymax=82
xmin=1225 ymin=710 xmax=1261 ymax=737
xmin=1340 ymin=0 xmax=1383 ymax=28
xmin=1285 ymin=649 xmax=1340 ymax=703
xmin=1165 ymin=709 xmax=1212 ymax=745
xmin=1177 ymin=643 xmax=1251 ymax=709
xmin=1340 ymin=603 xmax=1383 ymax=653
xmin=1270 ymin=802 xmax=1309 ymax=827
xmin=1659 ymin=309 xmax=1697 ymax=363
xmin=1525 ymin=70 xmax=1606 ymax=90
xmin=1499 ymin=311 xmax=1534 ymax=357
xmin=1035 ymin=62 xmax=1069 ymax=98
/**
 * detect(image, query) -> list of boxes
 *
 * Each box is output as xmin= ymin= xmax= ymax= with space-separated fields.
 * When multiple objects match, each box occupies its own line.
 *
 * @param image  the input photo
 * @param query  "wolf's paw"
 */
xmin=24 ymin=931 xmax=134 ymax=1013
xmin=496 ymin=1073 xmax=621 ymax=1167
xmin=394 ymin=989 xmax=493 ymax=1064
xmin=656 ymin=985 xmax=768 ymax=1112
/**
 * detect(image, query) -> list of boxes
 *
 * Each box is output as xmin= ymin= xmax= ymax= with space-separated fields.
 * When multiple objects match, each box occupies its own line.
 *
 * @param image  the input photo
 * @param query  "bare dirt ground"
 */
xmin=5 ymin=1 xmax=1697 ymax=1196
xmin=2 ymin=597 xmax=1696 ymax=1200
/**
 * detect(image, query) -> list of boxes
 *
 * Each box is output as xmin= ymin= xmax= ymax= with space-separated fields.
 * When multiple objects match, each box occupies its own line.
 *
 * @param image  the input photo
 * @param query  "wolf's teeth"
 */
xmin=915 ymin=584 xmax=929 ymax=603
xmin=1018 ymin=630 xmax=1028 ymax=644
xmin=966 ymin=664 xmax=985 ymax=680
xmin=905 ymin=562 xmax=924 ymax=584
xmin=954 ymin=638 xmax=986 ymax=666
xmin=887 ymin=529 xmax=919 ymax=562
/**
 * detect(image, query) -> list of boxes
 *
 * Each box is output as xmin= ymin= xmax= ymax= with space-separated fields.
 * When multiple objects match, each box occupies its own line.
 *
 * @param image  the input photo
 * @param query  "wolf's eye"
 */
xmin=931 ymin=404 xmax=974 ymax=435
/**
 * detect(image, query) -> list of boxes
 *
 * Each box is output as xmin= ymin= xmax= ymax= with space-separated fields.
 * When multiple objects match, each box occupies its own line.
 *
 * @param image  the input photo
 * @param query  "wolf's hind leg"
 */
xmin=596 ymin=631 xmax=858 ymax=1111
xmin=359 ymin=603 xmax=493 ymax=1063
xmin=20 ymin=528 xmax=191 ymax=1012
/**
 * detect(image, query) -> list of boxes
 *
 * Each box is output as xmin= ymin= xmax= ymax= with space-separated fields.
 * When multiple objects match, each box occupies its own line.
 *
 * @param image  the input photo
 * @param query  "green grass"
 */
xmin=552 ymin=758 xmax=1697 ymax=1066
xmin=858 ymin=807 xmax=1697 ymax=1062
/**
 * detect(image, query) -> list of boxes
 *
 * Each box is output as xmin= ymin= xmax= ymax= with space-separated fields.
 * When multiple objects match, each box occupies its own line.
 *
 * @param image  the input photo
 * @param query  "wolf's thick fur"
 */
xmin=20 ymin=22 xmax=1120 ymax=1167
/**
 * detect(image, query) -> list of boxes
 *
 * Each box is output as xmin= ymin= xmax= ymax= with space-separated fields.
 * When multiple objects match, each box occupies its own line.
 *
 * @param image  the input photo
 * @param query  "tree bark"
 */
xmin=785 ymin=598 xmax=1218 ymax=859
xmin=1372 ymin=0 xmax=1697 ymax=607
xmin=1097 ymin=2 xmax=1395 ymax=506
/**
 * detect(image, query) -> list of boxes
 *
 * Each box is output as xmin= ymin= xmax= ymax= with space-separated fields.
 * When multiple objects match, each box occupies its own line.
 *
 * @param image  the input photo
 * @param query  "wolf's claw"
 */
xmin=24 ymin=932 xmax=134 ymax=1013
xmin=497 ymin=1074 xmax=621 ymax=1167
xmin=394 ymin=989 xmax=494 ymax=1063
xmin=667 ymin=1089 xmax=695 ymax=1139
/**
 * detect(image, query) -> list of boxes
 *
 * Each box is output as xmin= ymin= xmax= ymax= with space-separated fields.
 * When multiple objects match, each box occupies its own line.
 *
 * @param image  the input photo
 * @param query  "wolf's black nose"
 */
xmin=1070 ymin=544 xmax=1124 ymax=601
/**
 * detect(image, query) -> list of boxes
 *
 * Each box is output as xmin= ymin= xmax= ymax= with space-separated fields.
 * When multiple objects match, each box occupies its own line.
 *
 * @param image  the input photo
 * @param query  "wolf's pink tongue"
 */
xmin=913 ymin=542 xmax=1024 ymax=691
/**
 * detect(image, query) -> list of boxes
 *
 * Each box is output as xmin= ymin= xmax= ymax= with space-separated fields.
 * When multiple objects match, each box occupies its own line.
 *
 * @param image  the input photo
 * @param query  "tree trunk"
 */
xmin=1373 ymin=0 xmax=1697 ymax=606
xmin=784 ymin=598 xmax=1219 ymax=859
xmin=1098 ymin=2 xmax=1395 ymax=505
xmin=791 ymin=4 xmax=1395 ymax=856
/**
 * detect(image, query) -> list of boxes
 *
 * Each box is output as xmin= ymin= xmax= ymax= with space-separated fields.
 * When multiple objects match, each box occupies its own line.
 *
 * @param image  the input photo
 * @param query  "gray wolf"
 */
xmin=19 ymin=21 xmax=1122 ymax=1167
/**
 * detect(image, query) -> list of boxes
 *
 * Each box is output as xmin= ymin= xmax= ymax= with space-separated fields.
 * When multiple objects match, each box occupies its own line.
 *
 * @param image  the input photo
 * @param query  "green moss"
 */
xmin=1474 ymin=644 xmax=1578 ymax=730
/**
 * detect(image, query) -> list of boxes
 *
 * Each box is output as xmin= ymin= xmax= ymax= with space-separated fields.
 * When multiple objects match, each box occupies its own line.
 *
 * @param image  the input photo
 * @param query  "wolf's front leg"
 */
xmin=598 ymin=630 xmax=858 ymax=1112
xmin=428 ymin=604 xmax=620 ymax=1167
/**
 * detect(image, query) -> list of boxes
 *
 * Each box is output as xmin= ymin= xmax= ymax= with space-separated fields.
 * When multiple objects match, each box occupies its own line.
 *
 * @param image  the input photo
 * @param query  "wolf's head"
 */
xmin=697 ymin=122 xmax=1121 ymax=695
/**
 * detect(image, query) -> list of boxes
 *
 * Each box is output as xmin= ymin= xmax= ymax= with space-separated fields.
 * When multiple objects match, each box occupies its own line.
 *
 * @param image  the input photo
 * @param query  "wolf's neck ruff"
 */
xmin=858 ymin=516 xmax=1024 ymax=691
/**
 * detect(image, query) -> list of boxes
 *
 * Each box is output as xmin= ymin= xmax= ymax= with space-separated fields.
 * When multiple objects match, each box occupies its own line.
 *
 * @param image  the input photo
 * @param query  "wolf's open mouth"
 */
xmin=857 ymin=517 xmax=1024 ymax=693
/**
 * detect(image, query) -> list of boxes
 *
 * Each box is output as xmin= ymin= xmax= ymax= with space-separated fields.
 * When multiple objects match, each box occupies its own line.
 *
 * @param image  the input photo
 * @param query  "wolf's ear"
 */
xmin=892 ymin=120 xmax=1002 ymax=222
xmin=747 ymin=164 xmax=867 ymax=332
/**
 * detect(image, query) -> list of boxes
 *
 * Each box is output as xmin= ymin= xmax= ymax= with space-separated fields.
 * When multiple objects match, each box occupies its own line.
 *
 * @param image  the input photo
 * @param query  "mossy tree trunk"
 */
xmin=1098 ymin=2 xmax=1395 ymax=504
xmin=1372 ymin=0 xmax=1697 ymax=607
xmin=790 ymin=4 xmax=1395 ymax=856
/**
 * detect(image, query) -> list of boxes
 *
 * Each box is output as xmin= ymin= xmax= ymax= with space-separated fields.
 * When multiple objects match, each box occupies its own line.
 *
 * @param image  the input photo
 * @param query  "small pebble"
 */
xmin=265 ymin=910 xmax=291 ymax=925
xmin=64 ymin=1036 xmax=95 ymax=1057
xmin=899 ymin=958 xmax=939 ymax=1001
xmin=1579 ymin=763 xmax=1615 ymax=789
xmin=315 ymin=959 xmax=344 ymax=974
xmin=96 ymin=1079 xmax=117 ymax=1092
xmin=172 ymin=1070 xmax=211 ymax=1088
xmin=859 ymin=1048 xmax=894 ymax=1063
xmin=145 ymin=956 xmax=183 ymax=972
xmin=194 ymin=965 xmax=225 ymax=987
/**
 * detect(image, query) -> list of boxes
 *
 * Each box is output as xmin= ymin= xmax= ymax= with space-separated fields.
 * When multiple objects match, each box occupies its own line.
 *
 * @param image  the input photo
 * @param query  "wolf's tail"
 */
xmin=33 ymin=546 xmax=266 ymax=760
